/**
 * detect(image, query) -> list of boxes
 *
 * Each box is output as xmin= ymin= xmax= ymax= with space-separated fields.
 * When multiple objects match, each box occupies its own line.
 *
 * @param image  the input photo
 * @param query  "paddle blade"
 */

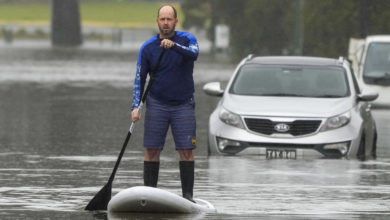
xmin=85 ymin=182 xmax=112 ymax=211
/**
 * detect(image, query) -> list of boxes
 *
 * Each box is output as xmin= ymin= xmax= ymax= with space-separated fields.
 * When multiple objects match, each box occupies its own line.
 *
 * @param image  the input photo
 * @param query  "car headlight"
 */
xmin=321 ymin=111 xmax=351 ymax=131
xmin=218 ymin=107 xmax=245 ymax=129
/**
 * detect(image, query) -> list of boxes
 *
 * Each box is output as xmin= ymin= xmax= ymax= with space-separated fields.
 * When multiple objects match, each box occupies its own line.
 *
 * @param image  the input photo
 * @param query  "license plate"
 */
xmin=266 ymin=148 xmax=297 ymax=159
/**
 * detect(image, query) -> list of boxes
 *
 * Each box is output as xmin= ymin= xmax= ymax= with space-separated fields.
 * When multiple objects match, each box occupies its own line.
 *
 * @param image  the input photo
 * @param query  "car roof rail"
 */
xmin=338 ymin=56 xmax=344 ymax=64
xmin=245 ymin=54 xmax=255 ymax=61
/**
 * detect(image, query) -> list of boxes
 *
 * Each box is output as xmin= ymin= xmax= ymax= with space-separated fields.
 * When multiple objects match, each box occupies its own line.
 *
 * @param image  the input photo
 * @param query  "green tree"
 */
xmin=182 ymin=0 xmax=390 ymax=60
xmin=365 ymin=0 xmax=390 ymax=35
xmin=304 ymin=0 xmax=390 ymax=57
xmin=51 ymin=0 xmax=82 ymax=46
xmin=181 ymin=0 xmax=210 ymax=29
xmin=303 ymin=0 xmax=359 ymax=57
xmin=238 ymin=0 xmax=295 ymax=57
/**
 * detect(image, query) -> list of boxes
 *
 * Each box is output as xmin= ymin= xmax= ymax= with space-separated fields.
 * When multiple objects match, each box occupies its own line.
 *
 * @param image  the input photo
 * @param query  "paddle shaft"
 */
xmin=108 ymin=48 xmax=165 ymax=182
xmin=85 ymin=49 xmax=165 ymax=211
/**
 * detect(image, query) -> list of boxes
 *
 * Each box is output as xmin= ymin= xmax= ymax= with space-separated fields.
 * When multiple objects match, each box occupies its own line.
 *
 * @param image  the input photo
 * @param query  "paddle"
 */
xmin=85 ymin=49 xmax=166 ymax=211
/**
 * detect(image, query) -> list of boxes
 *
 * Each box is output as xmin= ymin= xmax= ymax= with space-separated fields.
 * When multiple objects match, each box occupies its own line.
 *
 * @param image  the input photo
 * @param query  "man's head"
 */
xmin=157 ymin=5 xmax=178 ymax=38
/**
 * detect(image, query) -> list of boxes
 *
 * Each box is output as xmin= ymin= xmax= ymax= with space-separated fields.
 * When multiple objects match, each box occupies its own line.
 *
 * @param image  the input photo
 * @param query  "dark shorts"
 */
xmin=144 ymin=95 xmax=196 ymax=150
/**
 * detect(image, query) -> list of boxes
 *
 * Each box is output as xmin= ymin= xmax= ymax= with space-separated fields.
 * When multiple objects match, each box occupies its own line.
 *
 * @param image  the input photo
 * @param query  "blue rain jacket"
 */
xmin=131 ymin=31 xmax=199 ymax=109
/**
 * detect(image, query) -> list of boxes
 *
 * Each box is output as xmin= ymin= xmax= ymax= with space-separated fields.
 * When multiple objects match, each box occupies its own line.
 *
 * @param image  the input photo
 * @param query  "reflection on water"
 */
xmin=208 ymin=157 xmax=390 ymax=216
xmin=1 ymin=47 xmax=390 ymax=219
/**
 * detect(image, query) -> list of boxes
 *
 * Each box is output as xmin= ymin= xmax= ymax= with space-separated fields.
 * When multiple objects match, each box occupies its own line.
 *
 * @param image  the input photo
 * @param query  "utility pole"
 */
xmin=294 ymin=0 xmax=304 ymax=55
xmin=51 ymin=0 xmax=82 ymax=46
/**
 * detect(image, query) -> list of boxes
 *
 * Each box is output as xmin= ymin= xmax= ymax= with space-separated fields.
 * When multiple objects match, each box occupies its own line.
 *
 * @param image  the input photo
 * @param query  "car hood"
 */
xmin=222 ymin=94 xmax=354 ymax=118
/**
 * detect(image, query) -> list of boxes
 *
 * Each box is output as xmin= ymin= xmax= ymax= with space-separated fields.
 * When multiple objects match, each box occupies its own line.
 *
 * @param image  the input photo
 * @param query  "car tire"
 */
xmin=207 ymin=134 xmax=218 ymax=156
xmin=371 ymin=130 xmax=377 ymax=159
xmin=207 ymin=141 xmax=211 ymax=156
xmin=357 ymin=133 xmax=366 ymax=161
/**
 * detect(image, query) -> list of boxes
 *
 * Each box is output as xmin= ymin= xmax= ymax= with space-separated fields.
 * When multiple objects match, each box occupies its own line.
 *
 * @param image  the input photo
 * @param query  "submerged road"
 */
xmin=0 ymin=46 xmax=390 ymax=219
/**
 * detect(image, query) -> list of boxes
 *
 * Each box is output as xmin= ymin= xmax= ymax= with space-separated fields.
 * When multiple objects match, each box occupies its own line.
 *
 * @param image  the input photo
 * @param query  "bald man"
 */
xmin=130 ymin=5 xmax=199 ymax=202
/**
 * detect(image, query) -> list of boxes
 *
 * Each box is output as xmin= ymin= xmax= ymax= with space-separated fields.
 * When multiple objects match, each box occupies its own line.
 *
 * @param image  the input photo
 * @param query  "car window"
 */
xmin=229 ymin=64 xmax=350 ymax=98
xmin=363 ymin=42 xmax=390 ymax=78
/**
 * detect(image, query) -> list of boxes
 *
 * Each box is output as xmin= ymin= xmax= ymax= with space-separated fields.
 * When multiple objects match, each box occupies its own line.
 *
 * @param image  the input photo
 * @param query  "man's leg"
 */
xmin=171 ymin=97 xmax=196 ymax=202
xmin=143 ymin=149 xmax=161 ymax=187
xmin=178 ymin=149 xmax=195 ymax=202
xmin=143 ymin=96 xmax=169 ymax=188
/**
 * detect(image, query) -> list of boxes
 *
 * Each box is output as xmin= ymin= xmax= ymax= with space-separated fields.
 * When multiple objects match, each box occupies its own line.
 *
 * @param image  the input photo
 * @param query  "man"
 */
xmin=131 ymin=5 xmax=198 ymax=202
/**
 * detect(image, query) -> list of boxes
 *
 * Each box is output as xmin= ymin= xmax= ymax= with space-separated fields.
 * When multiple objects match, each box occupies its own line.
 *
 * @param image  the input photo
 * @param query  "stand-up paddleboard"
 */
xmin=108 ymin=186 xmax=216 ymax=213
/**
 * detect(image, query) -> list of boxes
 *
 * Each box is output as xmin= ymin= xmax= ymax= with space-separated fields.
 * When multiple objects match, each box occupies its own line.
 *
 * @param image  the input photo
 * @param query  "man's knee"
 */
xmin=145 ymin=149 xmax=161 ymax=161
xmin=178 ymin=149 xmax=194 ymax=161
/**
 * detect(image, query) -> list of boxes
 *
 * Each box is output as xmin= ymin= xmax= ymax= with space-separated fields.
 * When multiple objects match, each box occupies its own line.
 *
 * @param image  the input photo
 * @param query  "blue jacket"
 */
xmin=131 ymin=31 xmax=199 ymax=109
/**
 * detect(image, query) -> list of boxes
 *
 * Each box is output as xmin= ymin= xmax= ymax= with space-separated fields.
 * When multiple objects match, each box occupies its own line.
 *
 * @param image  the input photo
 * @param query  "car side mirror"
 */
xmin=357 ymin=91 xmax=378 ymax=102
xmin=203 ymin=82 xmax=224 ymax=97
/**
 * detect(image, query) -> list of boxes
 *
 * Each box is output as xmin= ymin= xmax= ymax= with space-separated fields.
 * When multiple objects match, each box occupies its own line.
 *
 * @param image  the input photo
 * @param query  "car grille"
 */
xmin=244 ymin=118 xmax=322 ymax=136
xmin=249 ymin=142 xmax=317 ymax=149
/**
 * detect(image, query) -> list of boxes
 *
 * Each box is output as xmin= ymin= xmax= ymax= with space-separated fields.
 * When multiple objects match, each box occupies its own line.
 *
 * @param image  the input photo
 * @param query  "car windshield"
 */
xmin=230 ymin=64 xmax=349 ymax=98
xmin=363 ymin=42 xmax=390 ymax=79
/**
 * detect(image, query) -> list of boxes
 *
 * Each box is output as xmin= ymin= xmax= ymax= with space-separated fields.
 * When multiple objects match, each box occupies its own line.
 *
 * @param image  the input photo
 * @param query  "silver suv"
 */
xmin=204 ymin=56 xmax=378 ymax=159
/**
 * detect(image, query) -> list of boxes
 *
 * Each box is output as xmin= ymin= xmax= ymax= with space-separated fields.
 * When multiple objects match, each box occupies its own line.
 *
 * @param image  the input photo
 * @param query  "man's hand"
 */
xmin=160 ymin=39 xmax=175 ymax=49
xmin=132 ymin=108 xmax=141 ymax=122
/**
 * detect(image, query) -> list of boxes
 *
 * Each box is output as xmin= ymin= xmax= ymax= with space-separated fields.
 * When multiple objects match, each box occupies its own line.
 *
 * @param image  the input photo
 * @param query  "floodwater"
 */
xmin=1 ymin=44 xmax=390 ymax=220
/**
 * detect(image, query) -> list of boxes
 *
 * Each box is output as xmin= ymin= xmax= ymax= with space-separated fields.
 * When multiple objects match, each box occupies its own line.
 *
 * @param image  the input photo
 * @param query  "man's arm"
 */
xmin=172 ymin=32 xmax=199 ymax=61
xmin=131 ymin=48 xmax=150 ymax=110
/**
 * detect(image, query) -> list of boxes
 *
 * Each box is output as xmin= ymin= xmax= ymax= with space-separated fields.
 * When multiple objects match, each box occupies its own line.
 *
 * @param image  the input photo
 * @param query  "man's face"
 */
xmin=157 ymin=6 xmax=177 ymax=38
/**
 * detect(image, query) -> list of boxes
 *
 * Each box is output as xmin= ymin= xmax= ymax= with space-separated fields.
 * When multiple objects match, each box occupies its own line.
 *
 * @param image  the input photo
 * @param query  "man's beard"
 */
xmin=159 ymin=24 xmax=176 ymax=38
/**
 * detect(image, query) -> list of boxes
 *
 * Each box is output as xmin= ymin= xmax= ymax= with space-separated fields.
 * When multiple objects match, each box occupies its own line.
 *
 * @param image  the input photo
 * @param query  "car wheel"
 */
xmin=207 ymin=141 xmax=211 ymax=156
xmin=371 ymin=130 xmax=377 ymax=159
xmin=207 ymin=134 xmax=219 ymax=156
xmin=357 ymin=133 xmax=366 ymax=161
